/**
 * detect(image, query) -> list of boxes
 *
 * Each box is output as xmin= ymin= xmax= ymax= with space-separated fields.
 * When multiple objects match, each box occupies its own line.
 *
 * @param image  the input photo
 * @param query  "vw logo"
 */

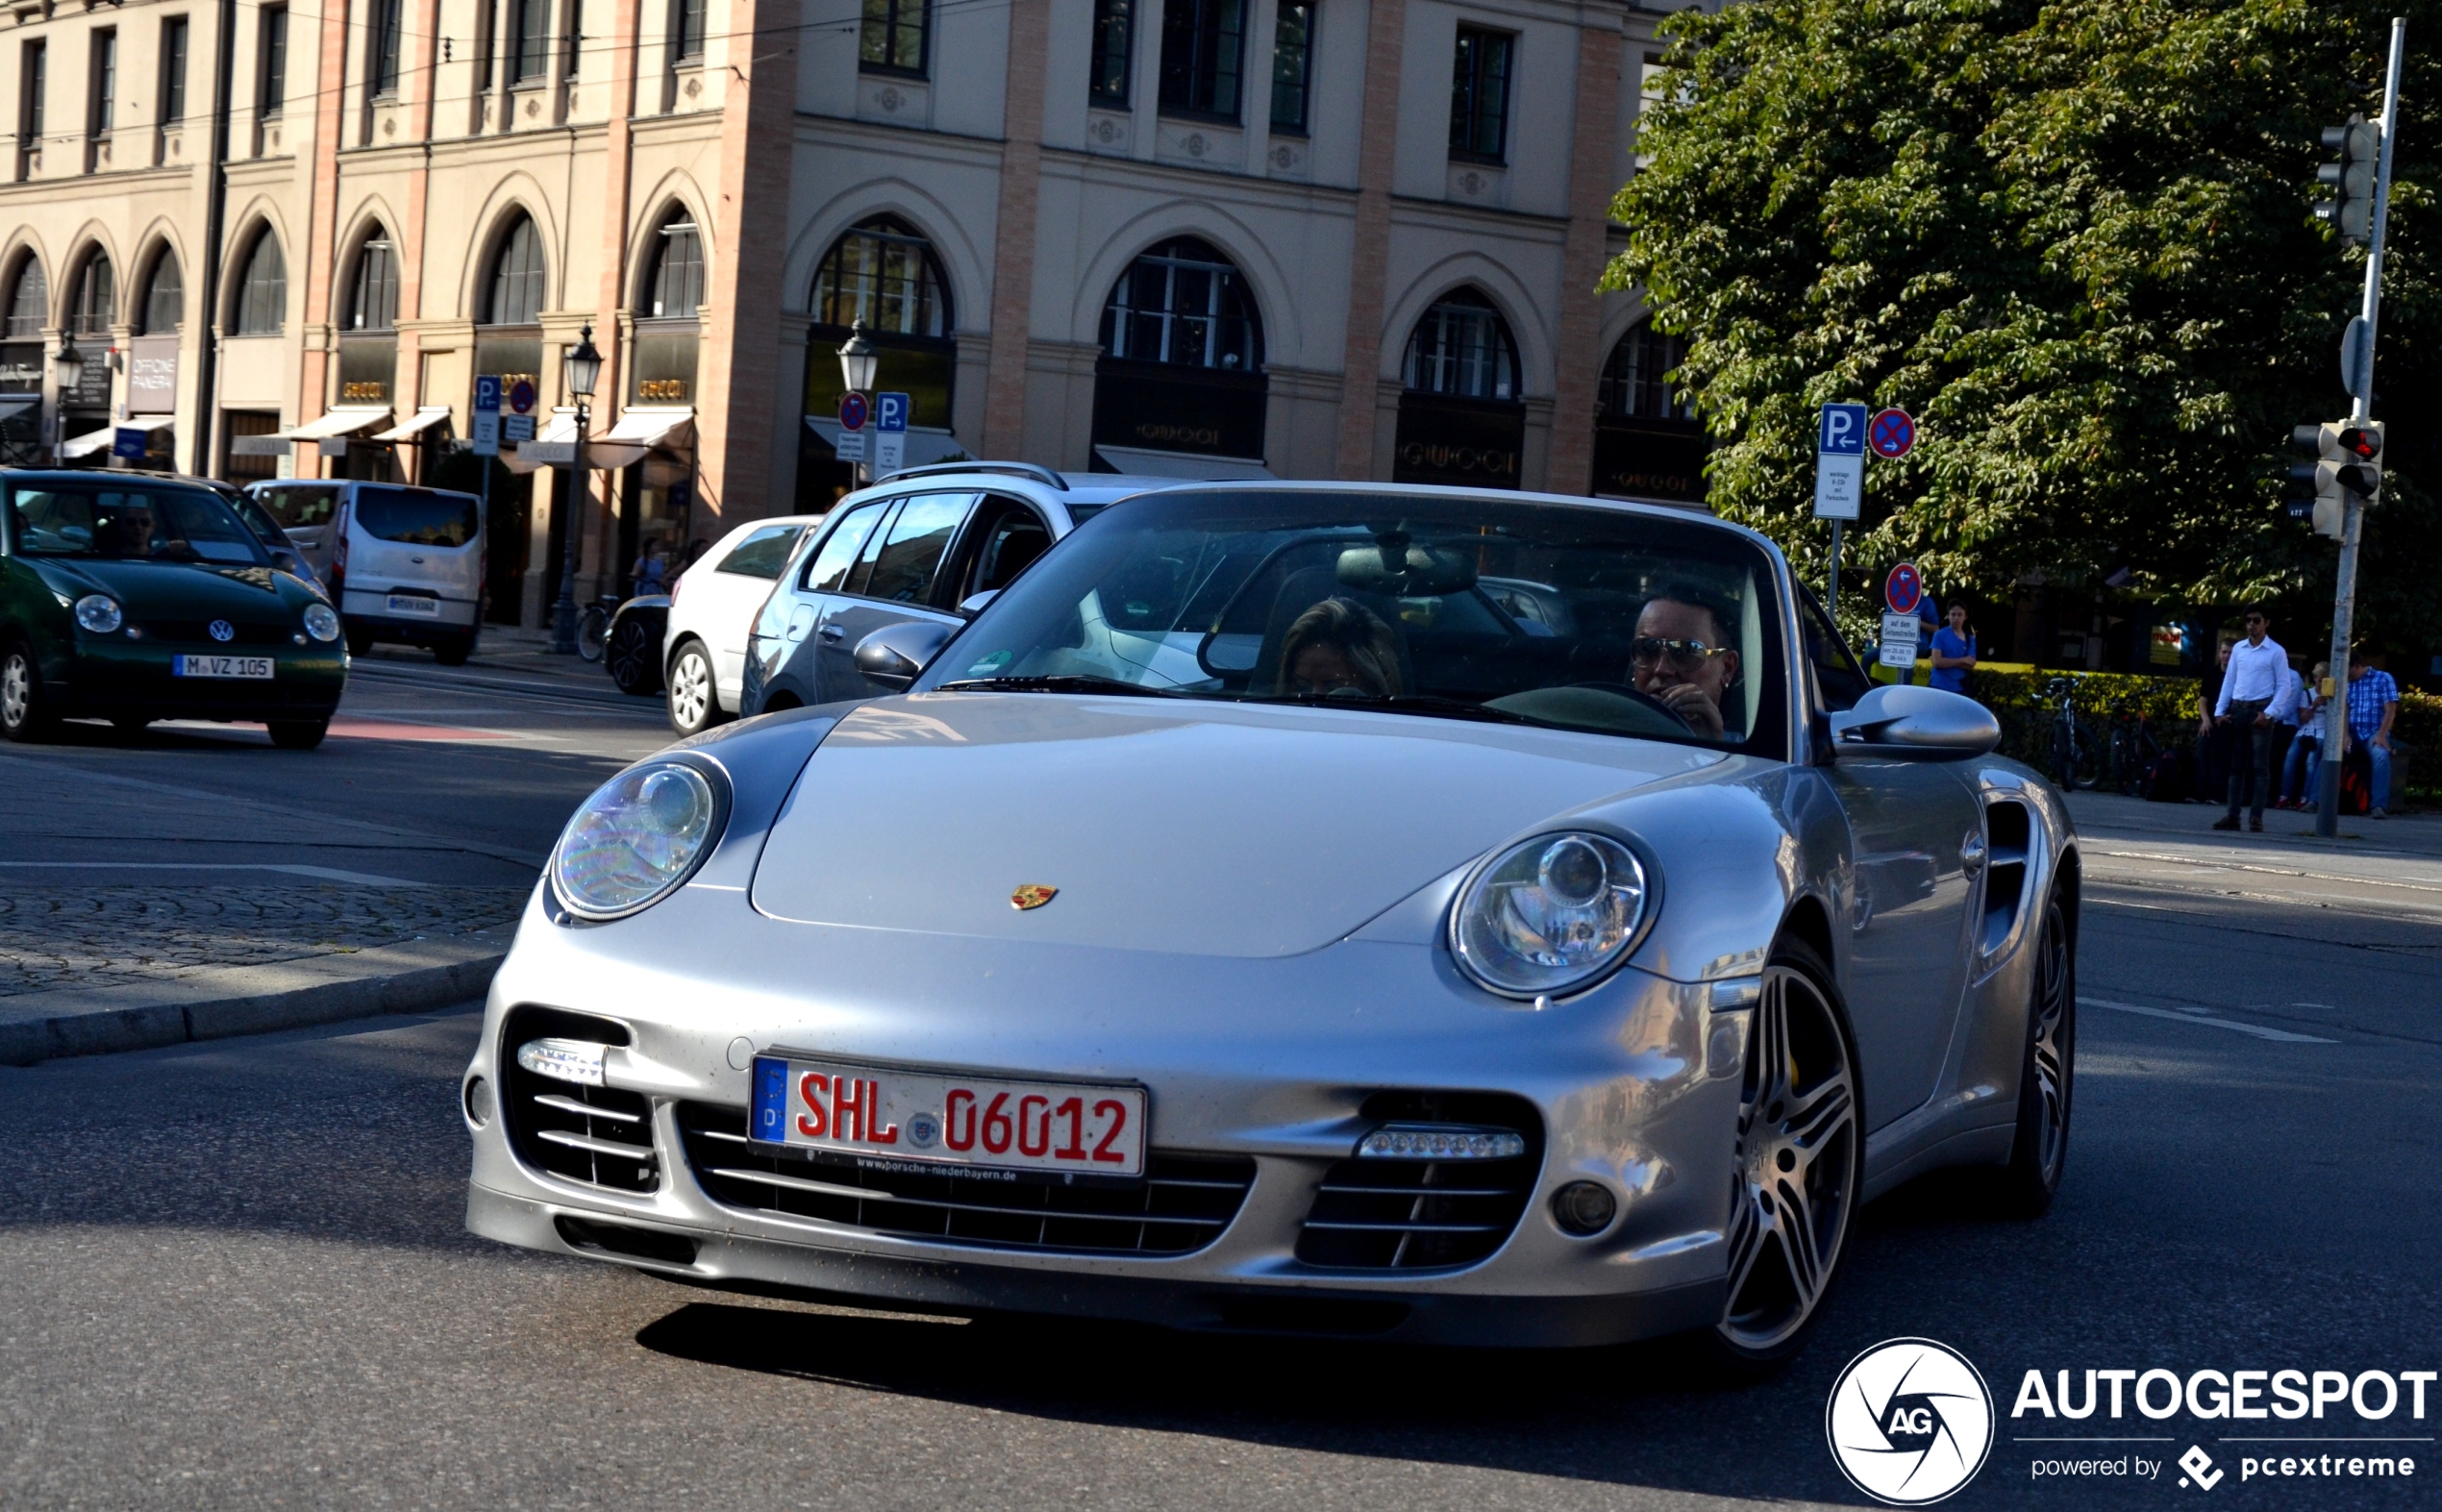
xmin=207 ymin=620 xmax=236 ymax=642
xmin=1826 ymin=1338 xmax=1995 ymax=1504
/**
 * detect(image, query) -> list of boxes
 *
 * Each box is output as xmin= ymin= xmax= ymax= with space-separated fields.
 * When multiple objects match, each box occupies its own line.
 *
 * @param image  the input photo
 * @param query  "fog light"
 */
xmin=1356 ymin=1123 xmax=1527 ymax=1161
xmin=463 ymin=1075 xmax=494 ymax=1127
xmin=516 ymin=1038 xmax=608 ymax=1086
xmin=1551 ymin=1180 xmax=1617 ymax=1236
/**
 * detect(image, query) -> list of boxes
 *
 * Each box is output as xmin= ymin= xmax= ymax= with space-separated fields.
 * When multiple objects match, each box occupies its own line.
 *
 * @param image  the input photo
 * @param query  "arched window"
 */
xmin=484 ymin=213 xmax=546 ymax=325
xmin=70 ymin=253 xmax=113 ymax=336
xmin=138 ymin=249 xmax=184 ymax=335
xmin=1599 ymin=321 xmax=1694 ymax=421
xmin=234 ymin=229 xmax=286 ymax=335
xmin=644 ymin=211 xmax=704 ymax=319
xmin=4 ymin=257 xmax=47 ymax=338
xmin=348 ymin=228 xmax=398 ymax=331
xmin=813 ymin=216 xmax=949 ymax=337
xmin=1099 ymin=237 xmax=1261 ymax=371
xmin=1404 ymin=289 xmax=1516 ymax=401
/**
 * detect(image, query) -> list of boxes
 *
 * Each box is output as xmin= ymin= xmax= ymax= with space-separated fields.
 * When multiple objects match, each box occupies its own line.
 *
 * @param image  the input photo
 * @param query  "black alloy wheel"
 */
xmin=1998 ymin=893 xmax=2075 ymax=1215
xmin=1701 ymin=934 xmax=1861 ymax=1375
xmin=606 ymin=616 xmax=661 ymax=696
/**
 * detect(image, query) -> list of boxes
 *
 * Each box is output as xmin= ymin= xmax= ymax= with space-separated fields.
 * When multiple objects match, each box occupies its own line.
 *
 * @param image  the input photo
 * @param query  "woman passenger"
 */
xmin=1278 ymin=597 xmax=1404 ymax=699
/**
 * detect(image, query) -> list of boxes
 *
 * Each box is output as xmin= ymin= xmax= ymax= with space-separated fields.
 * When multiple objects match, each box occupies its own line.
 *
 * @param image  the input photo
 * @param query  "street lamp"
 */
xmin=52 ymin=333 xmax=83 ymax=393
xmin=550 ymin=324 xmax=604 ymax=656
xmin=836 ymin=319 xmax=877 ymax=485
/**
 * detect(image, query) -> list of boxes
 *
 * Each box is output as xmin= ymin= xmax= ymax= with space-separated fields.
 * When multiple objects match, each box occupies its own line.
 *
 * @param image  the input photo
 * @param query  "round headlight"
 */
xmin=551 ymin=760 xmax=726 ymax=919
xmin=302 ymin=602 xmax=341 ymax=642
xmin=1451 ymin=831 xmax=1652 ymax=999
xmin=74 ymin=594 xmax=123 ymax=633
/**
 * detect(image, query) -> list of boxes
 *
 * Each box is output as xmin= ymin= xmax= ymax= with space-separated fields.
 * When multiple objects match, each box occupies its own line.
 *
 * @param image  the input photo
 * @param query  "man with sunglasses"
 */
xmin=2211 ymin=607 xmax=2289 ymax=831
xmin=1630 ymin=592 xmax=1741 ymax=740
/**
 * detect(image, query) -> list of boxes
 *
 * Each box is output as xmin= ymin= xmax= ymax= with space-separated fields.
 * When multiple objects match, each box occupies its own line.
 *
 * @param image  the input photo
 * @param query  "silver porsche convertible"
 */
xmin=462 ymin=483 xmax=2077 ymax=1369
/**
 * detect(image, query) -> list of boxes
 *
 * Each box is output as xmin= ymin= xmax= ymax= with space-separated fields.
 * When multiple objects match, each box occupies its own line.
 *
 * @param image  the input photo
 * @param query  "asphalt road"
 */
xmin=1 ymin=692 xmax=2437 ymax=1508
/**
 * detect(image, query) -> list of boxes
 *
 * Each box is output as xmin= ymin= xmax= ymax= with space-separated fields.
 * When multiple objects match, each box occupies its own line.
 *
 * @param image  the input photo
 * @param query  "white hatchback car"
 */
xmin=662 ymin=515 xmax=822 ymax=735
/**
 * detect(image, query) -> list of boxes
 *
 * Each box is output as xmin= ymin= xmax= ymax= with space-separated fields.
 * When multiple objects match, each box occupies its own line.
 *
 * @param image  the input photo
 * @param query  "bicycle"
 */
xmin=575 ymin=594 xmax=623 ymax=663
xmin=2102 ymin=693 xmax=2163 ymax=796
xmin=2041 ymin=676 xmax=2104 ymax=790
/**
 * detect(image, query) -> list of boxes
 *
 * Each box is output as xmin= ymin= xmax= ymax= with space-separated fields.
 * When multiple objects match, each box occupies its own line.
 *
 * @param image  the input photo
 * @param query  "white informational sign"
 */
xmin=834 ymin=430 xmax=867 ymax=461
xmin=1814 ymin=403 xmax=1869 ymax=521
xmin=1879 ymin=611 xmax=1921 ymax=669
xmin=874 ymin=431 xmax=906 ymax=474
xmin=504 ymin=414 xmax=536 ymax=442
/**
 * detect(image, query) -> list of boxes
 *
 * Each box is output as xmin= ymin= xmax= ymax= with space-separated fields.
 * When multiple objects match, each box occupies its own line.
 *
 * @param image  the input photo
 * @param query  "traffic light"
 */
xmin=2316 ymin=117 xmax=2381 ymax=242
xmin=2288 ymin=420 xmax=2384 ymax=537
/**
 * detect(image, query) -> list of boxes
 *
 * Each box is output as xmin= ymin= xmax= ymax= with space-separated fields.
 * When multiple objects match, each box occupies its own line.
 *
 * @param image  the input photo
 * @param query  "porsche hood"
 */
xmin=747 ymin=692 xmax=1724 ymax=957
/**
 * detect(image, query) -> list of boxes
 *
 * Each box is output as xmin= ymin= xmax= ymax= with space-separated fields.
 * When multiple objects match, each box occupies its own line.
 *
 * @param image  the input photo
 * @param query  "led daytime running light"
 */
xmin=1357 ymin=1124 xmax=1528 ymax=1161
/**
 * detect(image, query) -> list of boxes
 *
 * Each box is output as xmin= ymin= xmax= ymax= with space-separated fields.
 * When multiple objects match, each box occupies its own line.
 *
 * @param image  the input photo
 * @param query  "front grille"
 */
xmin=1295 ymin=1092 xmax=1542 ymax=1270
xmin=500 ymin=1007 xmax=659 ymax=1194
xmin=677 ymin=1103 xmax=1254 ymax=1256
xmin=137 ymin=620 xmax=295 ymax=647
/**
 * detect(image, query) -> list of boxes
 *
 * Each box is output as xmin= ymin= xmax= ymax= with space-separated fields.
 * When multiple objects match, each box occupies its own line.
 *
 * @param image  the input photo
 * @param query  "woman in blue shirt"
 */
xmin=1929 ymin=604 xmax=1977 ymax=694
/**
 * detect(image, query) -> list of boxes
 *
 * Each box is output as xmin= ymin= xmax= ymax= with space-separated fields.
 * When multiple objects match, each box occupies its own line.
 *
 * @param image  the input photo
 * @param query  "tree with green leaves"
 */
xmin=1609 ymin=0 xmax=2442 ymax=653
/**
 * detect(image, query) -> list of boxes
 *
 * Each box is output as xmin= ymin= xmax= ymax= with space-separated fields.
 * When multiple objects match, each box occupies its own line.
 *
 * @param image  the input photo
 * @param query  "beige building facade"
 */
xmin=0 ymin=0 xmax=1707 ymax=629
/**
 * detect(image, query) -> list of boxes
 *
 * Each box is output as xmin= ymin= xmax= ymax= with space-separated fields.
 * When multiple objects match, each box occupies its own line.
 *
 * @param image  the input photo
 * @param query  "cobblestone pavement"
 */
xmin=0 ymin=885 xmax=531 ymax=998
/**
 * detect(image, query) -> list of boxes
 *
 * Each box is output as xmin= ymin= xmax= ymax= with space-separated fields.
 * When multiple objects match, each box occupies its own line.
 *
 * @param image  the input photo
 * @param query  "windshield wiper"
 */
xmin=935 ymin=675 xmax=1194 ymax=698
xmin=1247 ymin=692 xmax=1552 ymax=728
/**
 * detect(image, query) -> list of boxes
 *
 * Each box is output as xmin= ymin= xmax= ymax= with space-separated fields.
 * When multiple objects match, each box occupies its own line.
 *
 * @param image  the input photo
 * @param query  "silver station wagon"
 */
xmin=462 ymin=482 xmax=2078 ymax=1370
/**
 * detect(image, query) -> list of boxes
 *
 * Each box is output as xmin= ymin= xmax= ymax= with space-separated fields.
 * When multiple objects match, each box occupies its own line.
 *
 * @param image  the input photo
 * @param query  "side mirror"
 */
xmin=956 ymin=589 xmax=999 ymax=618
xmin=853 ymin=619 xmax=958 ymax=690
xmin=1827 ymin=683 xmax=2001 ymax=758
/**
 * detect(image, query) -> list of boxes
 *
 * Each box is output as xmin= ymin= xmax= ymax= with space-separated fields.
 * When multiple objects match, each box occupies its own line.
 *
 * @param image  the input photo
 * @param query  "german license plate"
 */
xmin=172 ymin=656 xmax=273 ymax=680
xmin=751 ymin=1056 xmax=1147 ymax=1177
xmin=386 ymin=594 xmax=441 ymax=616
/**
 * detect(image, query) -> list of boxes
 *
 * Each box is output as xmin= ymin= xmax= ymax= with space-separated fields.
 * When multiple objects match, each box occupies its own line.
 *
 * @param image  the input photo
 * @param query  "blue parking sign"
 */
xmin=475 ymin=376 xmax=502 ymax=413
xmin=876 ymin=392 xmax=910 ymax=433
xmin=1818 ymin=403 xmax=1868 ymax=456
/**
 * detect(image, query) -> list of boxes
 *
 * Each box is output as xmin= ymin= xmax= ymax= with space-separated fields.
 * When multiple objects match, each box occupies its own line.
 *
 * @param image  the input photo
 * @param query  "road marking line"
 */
xmin=2089 ymin=846 xmax=2442 ymax=897
xmin=0 ymin=861 xmax=433 ymax=886
xmin=2081 ymin=997 xmax=2337 ymax=1044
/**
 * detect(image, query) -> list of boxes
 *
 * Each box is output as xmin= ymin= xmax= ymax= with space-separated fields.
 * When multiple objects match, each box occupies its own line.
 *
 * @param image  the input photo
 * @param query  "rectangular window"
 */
xmin=512 ymin=0 xmax=549 ymax=82
xmin=258 ymin=7 xmax=287 ymax=117
xmin=160 ymin=18 xmax=189 ymax=122
xmin=563 ymin=0 xmax=583 ymax=79
xmin=89 ymin=31 xmax=115 ymax=136
xmin=1448 ymin=25 xmax=1511 ymax=161
xmin=18 ymin=41 xmax=42 ymax=178
xmin=671 ymin=0 xmax=705 ymax=61
xmin=860 ymin=0 xmax=926 ymax=76
xmin=1089 ymin=0 xmax=1131 ymax=107
xmin=1159 ymin=0 xmax=1241 ymax=120
xmin=372 ymin=0 xmax=403 ymax=94
xmin=1268 ymin=0 xmax=1310 ymax=135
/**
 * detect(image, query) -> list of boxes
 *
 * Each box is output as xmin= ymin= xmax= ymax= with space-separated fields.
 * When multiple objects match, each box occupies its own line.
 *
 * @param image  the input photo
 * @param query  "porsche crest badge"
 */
xmin=1009 ymin=884 xmax=1059 ymax=911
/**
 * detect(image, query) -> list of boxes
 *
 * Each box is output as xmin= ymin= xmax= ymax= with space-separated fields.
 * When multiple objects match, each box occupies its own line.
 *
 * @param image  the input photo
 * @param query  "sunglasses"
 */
xmin=2246 ymin=616 xmax=2266 ymax=625
xmin=1631 ymin=636 xmax=1730 ymax=671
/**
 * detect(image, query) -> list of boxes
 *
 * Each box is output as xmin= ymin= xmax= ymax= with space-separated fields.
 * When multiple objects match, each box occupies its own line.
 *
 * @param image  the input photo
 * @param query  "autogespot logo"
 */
xmin=1828 ymin=1338 xmax=1998 ymax=1505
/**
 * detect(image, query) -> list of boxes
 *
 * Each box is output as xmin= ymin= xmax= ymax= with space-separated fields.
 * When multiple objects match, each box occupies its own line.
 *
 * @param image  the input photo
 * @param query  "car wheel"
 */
xmin=1697 ymin=934 xmax=1862 ymax=1376
xmin=111 ymin=714 xmax=153 ymax=734
xmin=1 ymin=641 xmax=56 ymax=743
xmin=434 ymin=636 xmax=474 ymax=667
xmin=606 ymin=617 xmax=661 ymax=696
xmin=1996 ymin=893 xmax=2075 ymax=1216
xmin=345 ymin=630 xmax=372 ymax=657
xmin=666 ymin=639 xmax=721 ymax=736
xmin=267 ymin=718 xmax=331 ymax=750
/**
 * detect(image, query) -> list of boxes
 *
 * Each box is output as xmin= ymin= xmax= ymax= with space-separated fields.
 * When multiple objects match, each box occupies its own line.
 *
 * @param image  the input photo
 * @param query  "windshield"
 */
xmin=250 ymin=483 xmax=340 ymax=529
xmin=8 ymin=483 xmax=270 ymax=566
xmin=353 ymin=486 xmax=479 ymax=547
xmin=920 ymin=489 xmax=1788 ymax=752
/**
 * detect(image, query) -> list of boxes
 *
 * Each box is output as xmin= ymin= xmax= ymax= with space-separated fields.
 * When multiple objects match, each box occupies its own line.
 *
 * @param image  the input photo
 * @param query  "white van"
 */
xmin=250 ymin=481 xmax=485 ymax=664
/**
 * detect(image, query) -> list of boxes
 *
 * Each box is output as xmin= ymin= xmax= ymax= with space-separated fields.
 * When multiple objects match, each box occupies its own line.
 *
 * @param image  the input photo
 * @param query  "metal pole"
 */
xmin=2316 ymin=16 xmax=2405 ymax=837
xmin=550 ymin=402 xmax=586 ymax=654
xmin=1827 ymin=520 xmax=1844 ymax=616
xmin=189 ymin=0 xmax=238 ymax=477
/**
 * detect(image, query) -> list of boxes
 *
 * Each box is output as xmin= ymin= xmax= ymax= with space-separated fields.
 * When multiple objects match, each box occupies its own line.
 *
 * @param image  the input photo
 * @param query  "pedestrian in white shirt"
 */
xmin=2212 ymin=607 xmax=2288 ymax=831
xmin=2279 ymin=661 xmax=2329 ymax=808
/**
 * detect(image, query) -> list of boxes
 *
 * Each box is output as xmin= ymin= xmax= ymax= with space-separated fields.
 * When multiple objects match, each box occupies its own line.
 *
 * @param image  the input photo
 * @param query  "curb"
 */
xmin=0 ymin=948 xmax=506 ymax=1068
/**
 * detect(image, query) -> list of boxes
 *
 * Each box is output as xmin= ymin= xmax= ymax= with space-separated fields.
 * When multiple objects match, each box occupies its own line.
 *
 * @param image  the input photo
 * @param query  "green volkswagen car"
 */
xmin=0 ymin=472 xmax=348 ymax=749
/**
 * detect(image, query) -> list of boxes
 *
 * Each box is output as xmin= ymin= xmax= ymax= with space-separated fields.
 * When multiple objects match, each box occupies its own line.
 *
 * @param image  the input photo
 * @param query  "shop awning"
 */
xmin=58 ymin=416 xmax=175 ymax=459
xmin=586 ymin=408 xmax=694 ymax=469
xmin=275 ymin=406 xmax=392 ymax=441
xmin=504 ymin=409 xmax=581 ymax=473
xmin=371 ymin=406 xmax=454 ymax=443
xmin=1091 ymin=444 xmax=1273 ymax=481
